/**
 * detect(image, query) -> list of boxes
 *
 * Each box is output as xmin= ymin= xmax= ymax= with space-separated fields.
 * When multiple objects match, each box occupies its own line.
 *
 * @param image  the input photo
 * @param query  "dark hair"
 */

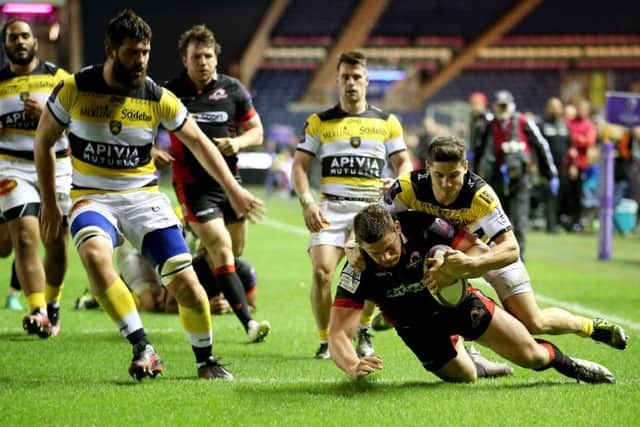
xmin=426 ymin=135 xmax=466 ymax=163
xmin=104 ymin=9 xmax=152 ymax=50
xmin=354 ymin=204 xmax=395 ymax=244
xmin=2 ymin=18 xmax=32 ymax=44
xmin=337 ymin=50 xmax=366 ymax=71
xmin=178 ymin=24 xmax=221 ymax=57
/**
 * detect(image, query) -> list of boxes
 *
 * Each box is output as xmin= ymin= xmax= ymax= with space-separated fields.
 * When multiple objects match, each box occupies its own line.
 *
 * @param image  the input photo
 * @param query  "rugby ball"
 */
xmin=427 ymin=245 xmax=468 ymax=307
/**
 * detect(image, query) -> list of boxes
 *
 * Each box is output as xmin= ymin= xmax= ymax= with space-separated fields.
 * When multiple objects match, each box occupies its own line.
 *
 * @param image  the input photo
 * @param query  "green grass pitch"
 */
xmin=0 ymin=188 xmax=638 ymax=426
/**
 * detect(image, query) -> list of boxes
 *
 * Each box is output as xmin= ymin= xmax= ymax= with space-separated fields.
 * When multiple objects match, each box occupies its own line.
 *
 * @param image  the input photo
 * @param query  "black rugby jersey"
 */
xmin=165 ymin=72 xmax=257 ymax=185
xmin=334 ymin=211 xmax=466 ymax=327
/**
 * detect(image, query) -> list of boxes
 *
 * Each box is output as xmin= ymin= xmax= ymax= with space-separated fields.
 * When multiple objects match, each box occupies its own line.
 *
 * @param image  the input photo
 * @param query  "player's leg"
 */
xmin=356 ymin=300 xmax=376 ymax=357
xmin=1 ymin=176 xmax=50 ymax=336
xmin=309 ymin=244 xmax=344 ymax=359
xmin=226 ymin=218 xmax=247 ymax=257
xmin=433 ymin=337 xmax=478 ymax=383
xmin=71 ymin=202 xmax=162 ymax=380
xmin=475 ymin=303 xmax=615 ymax=383
xmin=141 ymin=226 xmax=232 ymax=380
xmin=41 ymin=161 xmax=72 ymax=335
xmin=0 ymin=221 xmax=22 ymax=310
xmin=116 ymin=241 xmax=163 ymax=312
xmin=489 ymin=260 xmax=627 ymax=349
xmin=235 ymin=257 xmax=257 ymax=311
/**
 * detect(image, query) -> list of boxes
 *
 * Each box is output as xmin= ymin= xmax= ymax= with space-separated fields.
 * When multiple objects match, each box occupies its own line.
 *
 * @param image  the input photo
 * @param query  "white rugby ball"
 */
xmin=427 ymin=245 xmax=469 ymax=307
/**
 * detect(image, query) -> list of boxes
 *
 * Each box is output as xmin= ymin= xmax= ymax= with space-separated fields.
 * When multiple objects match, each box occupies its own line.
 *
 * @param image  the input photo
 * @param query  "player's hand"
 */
xmin=23 ymin=96 xmax=45 ymax=119
xmin=345 ymin=243 xmax=366 ymax=271
xmin=228 ymin=186 xmax=265 ymax=223
xmin=380 ymin=177 xmax=396 ymax=192
xmin=302 ymin=203 xmax=328 ymax=232
xmin=40 ymin=202 xmax=63 ymax=244
xmin=424 ymin=252 xmax=458 ymax=291
xmin=350 ymin=355 xmax=383 ymax=379
xmin=213 ymin=137 xmax=240 ymax=156
xmin=151 ymin=147 xmax=174 ymax=168
xmin=210 ymin=294 xmax=232 ymax=315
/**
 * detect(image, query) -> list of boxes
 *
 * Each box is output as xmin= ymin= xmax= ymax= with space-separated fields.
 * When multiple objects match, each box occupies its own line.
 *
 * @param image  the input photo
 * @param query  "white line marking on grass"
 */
xmin=263 ymin=218 xmax=640 ymax=334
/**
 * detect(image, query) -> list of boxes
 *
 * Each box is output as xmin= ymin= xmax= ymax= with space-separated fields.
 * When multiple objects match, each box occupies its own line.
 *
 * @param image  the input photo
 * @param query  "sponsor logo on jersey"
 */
xmin=0 ymin=110 xmax=38 ymax=130
xmin=350 ymin=136 xmax=361 ymax=148
xmin=478 ymin=189 xmax=495 ymax=205
xmin=80 ymin=104 xmax=112 ymax=119
xmin=192 ymin=111 xmax=229 ymax=123
xmin=120 ymin=108 xmax=152 ymax=122
xmin=321 ymin=126 xmax=351 ymax=139
xmin=19 ymin=91 xmax=29 ymax=101
xmin=322 ymin=155 xmax=383 ymax=178
xmin=109 ymin=120 xmax=122 ymax=135
xmin=80 ymin=142 xmax=147 ymax=168
xmin=383 ymin=180 xmax=402 ymax=205
xmin=385 ymin=281 xmax=424 ymax=298
xmin=209 ymin=88 xmax=228 ymax=101
xmin=338 ymin=265 xmax=361 ymax=293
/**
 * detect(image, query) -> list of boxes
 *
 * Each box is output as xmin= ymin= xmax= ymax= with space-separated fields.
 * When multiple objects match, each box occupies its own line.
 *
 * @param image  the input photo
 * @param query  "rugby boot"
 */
xmin=197 ymin=356 xmax=234 ymax=380
xmin=129 ymin=343 xmax=164 ymax=381
xmin=591 ymin=318 xmax=627 ymax=350
xmin=247 ymin=319 xmax=271 ymax=343
xmin=567 ymin=357 xmax=615 ymax=384
xmin=356 ymin=328 xmax=375 ymax=357
xmin=467 ymin=346 xmax=514 ymax=378
xmin=314 ymin=342 xmax=330 ymax=360
xmin=47 ymin=303 xmax=61 ymax=337
xmin=22 ymin=311 xmax=52 ymax=339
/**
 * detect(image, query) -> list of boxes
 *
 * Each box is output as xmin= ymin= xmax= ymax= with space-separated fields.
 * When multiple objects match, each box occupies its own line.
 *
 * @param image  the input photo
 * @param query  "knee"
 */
xmin=168 ymin=271 xmax=207 ymax=306
xmin=520 ymin=315 xmax=548 ymax=335
xmin=79 ymin=240 xmax=111 ymax=269
xmin=513 ymin=342 xmax=549 ymax=369
xmin=312 ymin=265 xmax=334 ymax=287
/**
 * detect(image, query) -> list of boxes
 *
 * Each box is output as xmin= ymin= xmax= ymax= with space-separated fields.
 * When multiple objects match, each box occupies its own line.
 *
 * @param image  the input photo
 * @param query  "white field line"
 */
xmin=260 ymin=217 xmax=640 ymax=334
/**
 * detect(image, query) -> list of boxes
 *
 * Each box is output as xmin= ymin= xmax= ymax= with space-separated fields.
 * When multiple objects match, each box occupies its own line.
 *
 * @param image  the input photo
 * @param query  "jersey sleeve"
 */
xmin=296 ymin=113 xmax=321 ymax=156
xmin=158 ymin=87 xmax=188 ymax=132
xmin=333 ymin=264 xmax=366 ymax=309
xmin=47 ymin=75 xmax=76 ymax=126
xmin=468 ymin=184 xmax=512 ymax=242
xmin=380 ymin=172 xmax=413 ymax=212
xmin=234 ymin=82 xmax=258 ymax=124
xmin=385 ymin=113 xmax=407 ymax=156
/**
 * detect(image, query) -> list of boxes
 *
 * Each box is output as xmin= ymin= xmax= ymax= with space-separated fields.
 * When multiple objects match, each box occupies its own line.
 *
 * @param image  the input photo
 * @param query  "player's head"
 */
xmin=469 ymin=92 xmax=487 ymax=115
xmin=546 ymin=97 xmax=563 ymax=119
xmin=354 ymin=205 xmax=401 ymax=268
xmin=336 ymin=50 xmax=368 ymax=107
xmin=104 ymin=9 xmax=152 ymax=89
xmin=425 ymin=136 xmax=468 ymax=205
xmin=178 ymin=24 xmax=221 ymax=87
xmin=2 ymin=18 xmax=38 ymax=66
xmin=492 ymin=90 xmax=516 ymax=121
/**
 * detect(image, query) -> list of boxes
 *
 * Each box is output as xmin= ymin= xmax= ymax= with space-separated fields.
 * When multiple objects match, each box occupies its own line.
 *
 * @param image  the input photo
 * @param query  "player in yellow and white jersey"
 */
xmin=34 ymin=10 xmax=263 ymax=381
xmin=292 ymin=51 xmax=412 ymax=359
xmin=0 ymin=18 xmax=71 ymax=338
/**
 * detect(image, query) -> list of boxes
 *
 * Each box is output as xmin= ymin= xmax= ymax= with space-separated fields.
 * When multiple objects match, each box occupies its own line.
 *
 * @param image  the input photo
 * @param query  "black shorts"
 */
xmin=395 ymin=288 xmax=495 ymax=372
xmin=173 ymin=181 xmax=244 ymax=225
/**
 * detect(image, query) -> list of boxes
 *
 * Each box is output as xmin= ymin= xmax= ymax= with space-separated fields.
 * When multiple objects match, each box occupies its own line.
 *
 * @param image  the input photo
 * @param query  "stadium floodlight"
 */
xmin=2 ymin=2 xmax=54 ymax=14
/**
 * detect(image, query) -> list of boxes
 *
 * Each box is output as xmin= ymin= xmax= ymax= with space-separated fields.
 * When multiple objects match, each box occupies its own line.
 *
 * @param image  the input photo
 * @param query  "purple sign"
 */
xmin=605 ymin=91 xmax=640 ymax=126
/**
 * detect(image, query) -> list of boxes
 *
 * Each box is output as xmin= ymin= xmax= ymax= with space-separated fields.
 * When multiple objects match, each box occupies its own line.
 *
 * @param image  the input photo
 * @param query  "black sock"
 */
xmin=534 ymin=339 xmax=574 ymax=377
xmin=126 ymin=328 xmax=150 ymax=347
xmin=47 ymin=303 xmax=59 ymax=324
xmin=214 ymin=266 xmax=253 ymax=330
xmin=10 ymin=260 xmax=20 ymax=291
xmin=193 ymin=345 xmax=213 ymax=365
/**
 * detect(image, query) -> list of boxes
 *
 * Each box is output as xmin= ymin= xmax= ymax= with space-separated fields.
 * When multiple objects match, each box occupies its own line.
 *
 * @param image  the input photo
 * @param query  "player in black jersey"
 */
xmin=329 ymin=205 xmax=614 ymax=384
xmin=164 ymin=24 xmax=270 ymax=343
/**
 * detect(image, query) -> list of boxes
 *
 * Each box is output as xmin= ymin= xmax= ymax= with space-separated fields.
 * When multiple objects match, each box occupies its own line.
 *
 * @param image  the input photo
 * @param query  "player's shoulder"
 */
xmin=315 ymin=104 xmax=345 ymax=122
xmin=362 ymin=104 xmax=391 ymax=120
xmin=467 ymin=172 xmax=499 ymax=208
xmin=39 ymin=60 xmax=68 ymax=77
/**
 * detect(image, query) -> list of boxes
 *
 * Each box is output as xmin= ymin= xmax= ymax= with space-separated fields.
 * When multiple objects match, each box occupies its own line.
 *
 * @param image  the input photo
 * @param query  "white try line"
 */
xmin=261 ymin=216 xmax=640 ymax=333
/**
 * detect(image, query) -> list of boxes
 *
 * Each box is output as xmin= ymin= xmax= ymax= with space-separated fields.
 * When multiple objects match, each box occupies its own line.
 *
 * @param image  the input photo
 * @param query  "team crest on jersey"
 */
xmin=109 ymin=120 xmax=122 ymax=135
xmin=0 ymin=178 xmax=17 ymax=196
xmin=350 ymin=136 xmax=361 ymax=148
xmin=209 ymin=88 xmax=228 ymax=101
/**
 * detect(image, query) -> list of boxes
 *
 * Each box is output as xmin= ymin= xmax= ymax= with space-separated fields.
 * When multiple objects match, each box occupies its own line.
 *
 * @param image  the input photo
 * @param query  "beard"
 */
xmin=112 ymin=56 xmax=146 ymax=89
xmin=6 ymin=43 xmax=36 ymax=66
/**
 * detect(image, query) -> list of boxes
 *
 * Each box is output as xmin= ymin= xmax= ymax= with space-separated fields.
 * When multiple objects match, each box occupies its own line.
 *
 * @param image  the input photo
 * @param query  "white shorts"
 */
xmin=0 ymin=158 xmax=72 ymax=215
xmin=116 ymin=240 xmax=162 ymax=294
xmin=482 ymin=258 xmax=532 ymax=301
xmin=309 ymin=199 xmax=371 ymax=248
xmin=70 ymin=190 xmax=181 ymax=251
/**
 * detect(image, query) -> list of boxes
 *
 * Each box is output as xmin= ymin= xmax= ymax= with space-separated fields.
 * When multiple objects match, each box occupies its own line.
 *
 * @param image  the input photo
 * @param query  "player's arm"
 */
xmin=175 ymin=115 xmax=264 ymax=222
xmin=34 ymin=108 xmax=66 ymax=243
xmin=292 ymin=149 xmax=327 ymax=232
xmin=214 ymin=115 xmax=264 ymax=156
xmin=445 ymin=229 xmax=519 ymax=278
xmin=382 ymin=150 xmax=413 ymax=190
xmin=524 ymin=118 xmax=558 ymax=180
xmin=329 ymin=304 xmax=383 ymax=379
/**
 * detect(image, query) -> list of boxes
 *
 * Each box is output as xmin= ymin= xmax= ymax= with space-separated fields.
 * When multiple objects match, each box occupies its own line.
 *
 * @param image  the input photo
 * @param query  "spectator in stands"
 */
xmin=566 ymin=100 xmax=597 ymax=231
xmin=615 ymin=125 xmax=640 ymax=205
xmin=539 ymin=97 xmax=572 ymax=233
xmin=478 ymin=90 xmax=558 ymax=259
xmin=468 ymin=92 xmax=492 ymax=172
xmin=414 ymin=116 xmax=441 ymax=168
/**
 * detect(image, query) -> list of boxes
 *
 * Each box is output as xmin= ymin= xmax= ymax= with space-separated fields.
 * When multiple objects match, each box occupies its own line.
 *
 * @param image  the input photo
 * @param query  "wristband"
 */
xmin=299 ymin=191 xmax=315 ymax=207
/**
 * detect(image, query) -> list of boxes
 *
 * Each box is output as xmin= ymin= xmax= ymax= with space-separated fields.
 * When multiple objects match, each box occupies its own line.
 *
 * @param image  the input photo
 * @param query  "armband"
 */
xmin=299 ymin=191 xmax=315 ymax=207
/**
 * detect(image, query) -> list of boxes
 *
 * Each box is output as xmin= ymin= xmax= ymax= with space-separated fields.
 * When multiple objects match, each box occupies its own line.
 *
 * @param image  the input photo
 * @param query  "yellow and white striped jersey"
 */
xmin=0 ymin=61 xmax=69 ymax=161
xmin=47 ymin=65 xmax=187 ymax=197
xmin=297 ymin=104 xmax=406 ymax=201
